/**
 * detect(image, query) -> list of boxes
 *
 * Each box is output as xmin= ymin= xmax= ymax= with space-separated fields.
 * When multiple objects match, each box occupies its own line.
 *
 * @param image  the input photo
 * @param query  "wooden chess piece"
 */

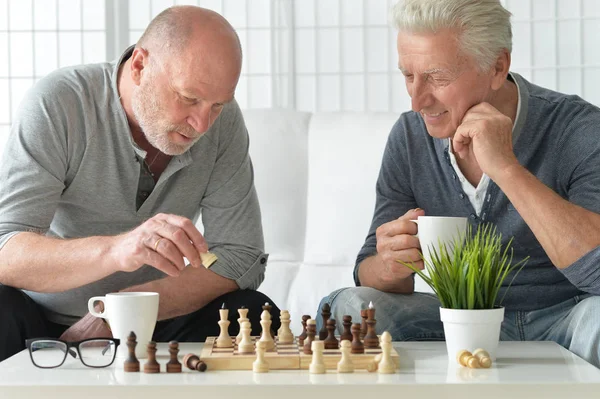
xmin=236 ymin=306 xmax=249 ymax=344
xmin=216 ymin=302 xmax=233 ymax=348
xmin=303 ymin=319 xmax=317 ymax=355
xmin=360 ymin=309 xmax=368 ymax=339
xmin=350 ymin=323 xmax=364 ymax=354
xmin=473 ymin=348 xmax=492 ymax=368
xmin=259 ymin=306 xmax=275 ymax=351
xmin=309 ymin=340 xmax=326 ymax=374
xmin=124 ymin=331 xmax=140 ymax=372
xmin=166 ymin=341 xmax=182 ymax=373
xmin=377 ymin=332 xmax=395 ymax=374
xmin=324 ymin=319 xmax=339 ymax=349
xmin=337 ymin=340 xmax=354 ymax=373
xmin=319 ymin=302 xmax=331 ymax=340
xmin=238 ymin=320 xmax=255 ymax=354
xmin=277 ymin=310 xmax=294 ymax=344
xmin=340 ymin=315 xmax=353 ymax=342
xmin=143 ymin=341 xmax=160 ymax=373
xmin=363 ymin=303 xmax=379 ymax=349
xmin=183 ymin=353 xmax=207 ymax=372
xmin=253 ymin=341 xmax=269 ymax=373
xmin=298 ymin=315 xmax=310 ymax=345
xmin=262 ymin=302 xmax=275 ymax=338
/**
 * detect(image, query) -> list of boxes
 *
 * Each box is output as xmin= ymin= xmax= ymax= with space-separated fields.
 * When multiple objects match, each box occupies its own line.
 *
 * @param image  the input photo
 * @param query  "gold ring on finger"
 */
xmin=153 ymin=238 xmax=163 ymax=252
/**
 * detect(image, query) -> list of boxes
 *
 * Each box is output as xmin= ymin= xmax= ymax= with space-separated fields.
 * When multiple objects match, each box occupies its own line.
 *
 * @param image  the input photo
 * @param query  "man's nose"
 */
xmin=186 ymin=104 xmax=212 ymax=133
xmin=410 ymin=79 xmax=431 ymax=112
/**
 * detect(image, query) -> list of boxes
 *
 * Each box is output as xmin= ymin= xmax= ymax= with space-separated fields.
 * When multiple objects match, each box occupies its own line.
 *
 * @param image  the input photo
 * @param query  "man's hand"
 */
xmin=452 ymin=102 xmax=519 ymax=180
xmin=108 ymin=213 xmax=208 ymax=277
xmin=59 ymin=313 xmax=112 ymax=342
xmin=359 ymin=208 xmax=425 ymax=291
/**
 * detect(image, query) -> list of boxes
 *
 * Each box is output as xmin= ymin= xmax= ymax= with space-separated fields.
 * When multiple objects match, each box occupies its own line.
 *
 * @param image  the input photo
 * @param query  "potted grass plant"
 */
xmin=400 ymin=223 xmax=527 ymax=361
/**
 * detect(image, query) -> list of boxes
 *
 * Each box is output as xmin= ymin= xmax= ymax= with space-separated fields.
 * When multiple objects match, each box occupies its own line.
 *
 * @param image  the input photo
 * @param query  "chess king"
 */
xmin=0 ymin=4 xmax=282 ymax=361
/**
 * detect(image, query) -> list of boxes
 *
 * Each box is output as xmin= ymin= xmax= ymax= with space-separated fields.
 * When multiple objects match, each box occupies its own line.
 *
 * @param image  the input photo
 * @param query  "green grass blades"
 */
xmin=399 ymin=223 xmax=528 ymax=309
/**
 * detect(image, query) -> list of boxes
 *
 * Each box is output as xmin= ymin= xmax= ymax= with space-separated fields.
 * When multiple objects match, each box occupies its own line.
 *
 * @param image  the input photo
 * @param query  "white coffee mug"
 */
xmin=88 ymin=292 xmax=159 ymax=359
xmin=411 ymin=216 xmax=468 ymax=266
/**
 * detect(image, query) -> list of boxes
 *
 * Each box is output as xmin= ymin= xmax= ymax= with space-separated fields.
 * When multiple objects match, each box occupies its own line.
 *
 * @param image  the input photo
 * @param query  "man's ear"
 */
xmin=130 ymin=48 xmax=149 ymax=86
xmin=490 ymin=49 xmax=510 ymax=91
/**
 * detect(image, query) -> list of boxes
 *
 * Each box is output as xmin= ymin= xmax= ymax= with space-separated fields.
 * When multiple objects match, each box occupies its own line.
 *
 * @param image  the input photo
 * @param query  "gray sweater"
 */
xmin=0 ymin=47 xmax=266 ymax=325
xmin=355 ymin=73 xmax=600 ymax=311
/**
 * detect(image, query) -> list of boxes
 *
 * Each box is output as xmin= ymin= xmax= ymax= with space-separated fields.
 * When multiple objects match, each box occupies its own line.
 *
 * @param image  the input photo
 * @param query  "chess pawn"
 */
xmin=319 ymin=302 xmax=331 ymax=340
xmin=350 ymin=323 xmax=364 ymax=354
xmin=303 ymin=319 xmax=317 ymax=355
xmin=166 ymin=341 xmax=182 ymax=373
xmin=277 ymin=310 xmax=294 ymax=344
xmin=124 ymin=331 xmax=140 ymax=372
xmin=340 ymin=315 xmax=353 ymax=342
xmin=216 ymin=304 xmax=233 ymax=348
xmin=298 ymin=315 xmax=311 ymax=345
xmin=238 ymin=320 xmax=255 ymax=354
xmin=183 ymin=353 xmax=207 ymax=372
xmin=337 ymin=340 xmax=354 ymax=373
xmin=377 ymin=331 xmax=396 ymax=374
xmin=324 ymin=319 xmax=339 ymax=349
xmin=236 ymin=307 xmax=249 ymax=344
xmin=309 ymin=340 xmax=326 ymax=374
xmin=253 ymin=341 xmax=269 ymax=373
xmin=143 ymin=341 xmax=160 ymax=373
xmin=473 ymin=348 xmax=492 ymax=368
xmin=259 ymin=308 xmax=275 ymax=351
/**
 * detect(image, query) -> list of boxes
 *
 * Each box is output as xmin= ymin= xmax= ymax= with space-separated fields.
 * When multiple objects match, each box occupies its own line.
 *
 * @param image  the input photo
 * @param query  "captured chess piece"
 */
xmin=377 ymin=331 xmax=395 ymax=374
xmin=340 ymin=315 xmax=353 ymax=342
xmin=324 ymin=319 xmax=339 ymax=349
xmin=253 ymin=341 xmax=269 ymax=373
xmin=456 ymin=350 xmax=481 ymax=368
xmin=183 ymin=353 xmax=207 ymax=372
xmin=277 ymin=310 xmax=294 ymax=344
xmin=363 ymin=301 xmax=379 ymax=349
xmin=472 ymin=348 xmax=492 ymax=368
xmin=143 ymin=341 xmax=160 ymax=373
xmin=319 ymin=303 xmax=331 ymax=340
xmin=236 ymin=306 xmax=249 ymax=344
xmin=298 ymin=315 xmax=311 ymax=345
xmin=337 ymin=340 xmax=354 ymax=373
xmin=124 ymin=331 xmax=140 ymax=372
xmin=166 ymin=341 xmax=182 ymax=373
xmin=216 ymin=303 xmax=233 ymax=348
xmin=303 ymin=319 xmax=317 ymax=355
xmin=309 ymin=340 xmax=326 ymax=374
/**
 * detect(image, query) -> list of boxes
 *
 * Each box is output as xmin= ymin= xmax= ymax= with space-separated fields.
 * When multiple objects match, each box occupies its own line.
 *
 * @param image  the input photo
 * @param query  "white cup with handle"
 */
xmin=88 ymin=292 xmax=159 ymax=359
xmin=411 ymin=216 xmax=468 ymax=267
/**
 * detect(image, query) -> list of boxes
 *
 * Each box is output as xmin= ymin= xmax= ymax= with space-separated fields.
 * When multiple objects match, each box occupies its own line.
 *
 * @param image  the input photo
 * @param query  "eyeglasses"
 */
xmin=25 ymin=338 xmax=120 ymax=368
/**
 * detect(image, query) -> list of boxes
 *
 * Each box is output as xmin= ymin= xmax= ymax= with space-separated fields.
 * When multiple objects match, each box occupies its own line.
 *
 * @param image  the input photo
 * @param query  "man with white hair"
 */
xmin=319 ymin=0 xmax=600 ymax=366
xmin=0 ymin=6 xmax=279 ymax=362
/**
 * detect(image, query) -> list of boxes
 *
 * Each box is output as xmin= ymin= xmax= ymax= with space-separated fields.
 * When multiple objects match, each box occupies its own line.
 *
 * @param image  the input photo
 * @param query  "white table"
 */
xmin=1 ymin=341 xmax=599 ymax=399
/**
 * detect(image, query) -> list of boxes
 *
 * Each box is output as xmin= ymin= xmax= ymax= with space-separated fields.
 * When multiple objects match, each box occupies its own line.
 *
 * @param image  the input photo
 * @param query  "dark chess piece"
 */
xmin=363 ymin=306 xmax=379 ymax=349
xmin=351 ymin=323 xmax=364 ymax=354
xmin=143 ymin=341 xmax=160 ymax=373
xmin=319 ymin=303 xmax=331 ymax=340
xmin=298 ymin=315 xmax=310 ymax=345
xmin=303 ymin=319 xmax=317 ymax=355
xmin=166 ymin=341 xmax=182 ymax=373
xmin=324 ymin=319 xmax=339 ymax=349
xmin=183 ymin=353 xmax=207 ymax=372
xmin=340 ymin=315 xmax=353 ymax=342
xmin=360 ymin=309 xmax=368 ymax=339
xmin=124 ymin=331 xmax=140 ymax=372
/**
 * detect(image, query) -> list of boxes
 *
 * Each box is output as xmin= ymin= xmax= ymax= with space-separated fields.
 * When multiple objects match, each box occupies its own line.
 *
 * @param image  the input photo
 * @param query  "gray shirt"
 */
xmin=0 ymin=47 xmax=267 ymax=325
xmin=355 ymin=73 xmax=600 ymax=311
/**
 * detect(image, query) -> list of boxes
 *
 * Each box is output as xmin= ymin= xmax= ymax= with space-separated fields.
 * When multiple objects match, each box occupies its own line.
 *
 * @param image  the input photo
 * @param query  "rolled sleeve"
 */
xmin=560 ymin=246 xmax=600 ymax=294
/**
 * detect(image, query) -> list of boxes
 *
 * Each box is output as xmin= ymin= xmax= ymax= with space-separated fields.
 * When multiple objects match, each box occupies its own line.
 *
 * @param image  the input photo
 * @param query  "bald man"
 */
xmin=0 ymin=6 xmax=279 ymax=361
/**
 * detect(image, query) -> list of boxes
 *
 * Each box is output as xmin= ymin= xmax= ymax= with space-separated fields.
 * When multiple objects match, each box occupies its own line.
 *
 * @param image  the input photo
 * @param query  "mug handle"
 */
xmin=88 ymin=296 xmax=107 ymax=318
xmin=410 ymin=219 xmax=419 ymax=237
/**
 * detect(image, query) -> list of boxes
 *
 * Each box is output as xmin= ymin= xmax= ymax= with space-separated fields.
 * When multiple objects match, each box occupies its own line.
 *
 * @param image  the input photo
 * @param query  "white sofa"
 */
xmin=242 ymin=109 xmax=430 ymax=333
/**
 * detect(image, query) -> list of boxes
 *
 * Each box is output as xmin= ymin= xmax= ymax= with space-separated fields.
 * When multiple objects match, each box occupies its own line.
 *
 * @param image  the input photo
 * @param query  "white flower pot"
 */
xmin=439 ymin=307 xmax=504 ymax=361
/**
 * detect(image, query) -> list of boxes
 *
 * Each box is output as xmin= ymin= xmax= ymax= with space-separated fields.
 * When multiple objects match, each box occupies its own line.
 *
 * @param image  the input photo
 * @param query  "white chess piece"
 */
xmin=216 ymin=307 xmax=233 ymax=348
xmin=309 ymin=340 xmax=326 ymax=374
xmin=377 ymin=331 xmax=396 ymax=374
xmin=253 ymin=341 xmax=269 ymax=373
xmin=238 ymin=321 xmax=254 ymax=354
xmin=277 ymin=310 xmax=294 ymax=344
xmin=236 ymin=308 xmax=249 ymax=344
xmin=337 ymin=340 xmax=354 ymax=373
xmin=258 ymin=307 xmax=275 ymax=351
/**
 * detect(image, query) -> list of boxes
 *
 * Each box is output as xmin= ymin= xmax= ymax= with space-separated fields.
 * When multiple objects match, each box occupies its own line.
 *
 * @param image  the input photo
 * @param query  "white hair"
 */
xmin=391 ymin=0 xmax=512 ymax=71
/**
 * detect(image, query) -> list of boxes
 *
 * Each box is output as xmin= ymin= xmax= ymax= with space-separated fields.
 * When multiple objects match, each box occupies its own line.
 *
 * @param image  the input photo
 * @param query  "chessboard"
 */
xmin=199 ymin=336 xmax=399 ymax=371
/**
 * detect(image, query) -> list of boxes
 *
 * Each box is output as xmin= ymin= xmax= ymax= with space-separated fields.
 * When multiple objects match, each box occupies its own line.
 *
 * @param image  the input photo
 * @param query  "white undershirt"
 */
xmin=448 ymin=76 xmax=522 ymax=216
